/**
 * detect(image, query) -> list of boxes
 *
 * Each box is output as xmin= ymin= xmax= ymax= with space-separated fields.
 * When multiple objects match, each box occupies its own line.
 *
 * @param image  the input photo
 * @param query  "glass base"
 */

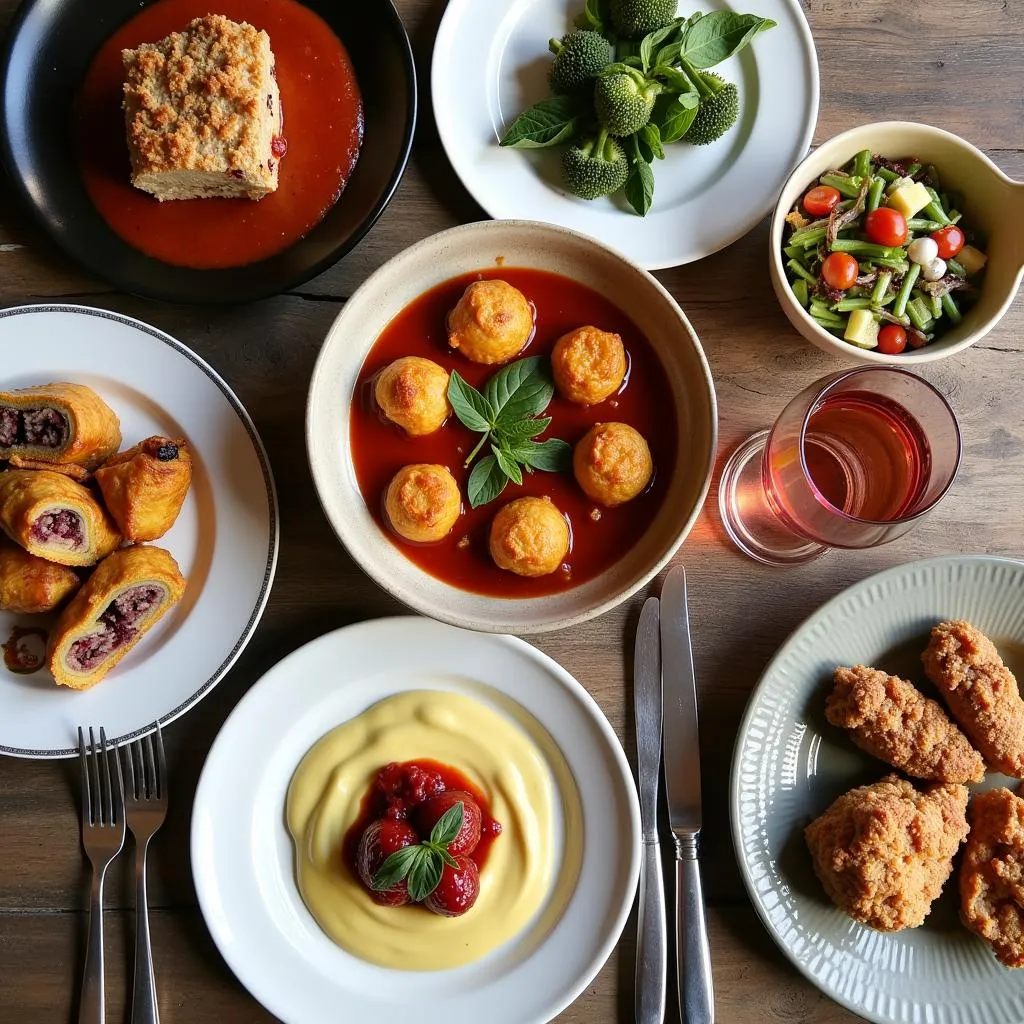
xmin=718 ymin=430 xmax=827 ymax=566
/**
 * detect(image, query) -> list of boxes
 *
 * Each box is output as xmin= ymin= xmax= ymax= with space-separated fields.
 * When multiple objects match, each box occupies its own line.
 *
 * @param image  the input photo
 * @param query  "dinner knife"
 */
xmin=634 ymin=597 xmax=667 ymax=1024
xmin=660 ymin=567 xmax=713 ymax=1024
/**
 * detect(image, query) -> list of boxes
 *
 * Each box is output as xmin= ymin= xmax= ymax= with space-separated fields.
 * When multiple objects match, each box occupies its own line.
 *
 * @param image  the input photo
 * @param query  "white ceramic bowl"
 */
xmin=769 ymin=121 xmax=1024 ymax=364
xmin=306 ymin=220 xmax=717 ymax=633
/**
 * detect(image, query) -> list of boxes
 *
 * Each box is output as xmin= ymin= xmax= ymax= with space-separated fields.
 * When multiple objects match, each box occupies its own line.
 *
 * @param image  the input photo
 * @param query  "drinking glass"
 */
xmin=718 ymin=367 xmax=961 ymax=565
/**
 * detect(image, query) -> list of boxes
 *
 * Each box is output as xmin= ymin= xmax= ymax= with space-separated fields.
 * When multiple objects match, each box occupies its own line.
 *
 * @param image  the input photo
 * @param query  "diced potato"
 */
xmin=957 ymin=244 xmax=988 ymax=276
xmin=887 ymin=182 xmax=932 ymax=219
xmin=844 ymin=309 xmax=880 ymax=349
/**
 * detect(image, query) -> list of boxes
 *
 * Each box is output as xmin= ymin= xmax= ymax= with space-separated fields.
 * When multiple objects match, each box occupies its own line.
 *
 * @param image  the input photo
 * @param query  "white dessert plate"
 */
xmin=0 ymin=305 xmax=278 ymax=758
xmin=191 ymin=617 xmax=641 ymax=1024
xmin=731 ymin=555 xmax=1024 ymax=1024
xmin=431 ymin=0 xmax=819 ymax=269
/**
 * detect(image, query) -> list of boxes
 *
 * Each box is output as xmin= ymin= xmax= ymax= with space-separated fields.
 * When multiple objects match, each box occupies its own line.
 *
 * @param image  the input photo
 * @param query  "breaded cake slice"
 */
xmin=122 ymin=14 xmax=286 ymax=201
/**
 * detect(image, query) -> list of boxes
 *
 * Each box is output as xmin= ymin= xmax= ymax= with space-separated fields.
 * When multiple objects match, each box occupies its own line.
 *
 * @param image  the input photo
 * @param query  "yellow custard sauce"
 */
xmin=285 ymin=688 xmax=582 ymax=970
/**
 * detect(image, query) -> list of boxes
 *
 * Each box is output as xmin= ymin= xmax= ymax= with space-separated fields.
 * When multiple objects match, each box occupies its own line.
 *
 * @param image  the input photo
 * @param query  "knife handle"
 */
xmin=635 ymin=838 xmax=668 ymax=1024
xmin=675 ymin=836 xmax=713 ymax=1024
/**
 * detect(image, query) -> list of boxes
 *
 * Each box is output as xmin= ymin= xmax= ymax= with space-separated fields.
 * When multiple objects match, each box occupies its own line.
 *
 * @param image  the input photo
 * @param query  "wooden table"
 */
xmin=1 ymin=0 xmax=1021 ymax=1020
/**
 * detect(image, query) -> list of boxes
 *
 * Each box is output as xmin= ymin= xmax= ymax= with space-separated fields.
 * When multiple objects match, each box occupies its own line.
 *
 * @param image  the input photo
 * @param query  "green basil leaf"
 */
xmin=485 ymin=357 xmax=555 ymax=426
xmin=447 ymin=371 xmax=495 ymax=433
xmin=371 ymin=846 xmax=421 ymax=891
xmin=438 ymin=849 xmax=460 ymax=870
xmin=406 ymin=852 xmax=443 ymax=902
xmin=508 ymin=438 xmax=574 ymax=473
xmin=598 ymin=60 xmax=641 ymax=77
xmin=653 ymin=64 xmax=693 ymax=94
xmin=680 ymin=11 xmax=776 ymax=69
xmin=430 ymin=801 xmax=465 ymax=847
xmin=499 ymin=96 xmax=587 ymax=149
xmin=625 ymin=139 xmax=655 ymax=216
xmin=640 ymin=122 xmax=665 ymax=160
xmin=658 ymin=96 xmax=698 ymax=143
xmin=493 ymin=444 xmax=524 ymax=486
xmin=495 ymin=416 xmax=552 ymax=442
xmin=467 ymin=455 xmax=509 ymax=508
xmin=577 ymin=0 xmax=611 ymax=31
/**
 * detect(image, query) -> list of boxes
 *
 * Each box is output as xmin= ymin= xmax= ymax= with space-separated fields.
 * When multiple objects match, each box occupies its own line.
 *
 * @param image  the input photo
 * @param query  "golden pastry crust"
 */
xmin=122 ymin=15 xmax=283 ymax=200
xmin=374 ymin=358 xmax=452 ymax=437
xmin=804 ymin=774 xmax=969 ymax=932
xmin=447 ymin=280 xmax=534 ymax=365
xmin=94 ymin=437 xmax=193 ymax=542
xmin=922 ymin=620 xmax=1024 ymax=777
xmin=384 ymin=464 xmax=461 ymax=543
xmin=551 ymin=326 xmax=627 ymax=406
xmin=960 ymin=788 xmax=1024 ymax=967
xmin=573 ymin=422 xmax=653 ymax=506
xmin=48 ymin=546 xmax=186 ymax=690
xmin=0 ymin=383 xmax=121 ymax=469
xmin=826 ymin=665 xmax=985 ymax=784
xmin=0 ymin=537 xmax=80 ymax=614
xmin=0 ymin=470 xmax=120 ymax=567
xmin=8 ymin=455 xmax=91 ymax=481
xmin=489 ymin=496 xmax=569 ymax=577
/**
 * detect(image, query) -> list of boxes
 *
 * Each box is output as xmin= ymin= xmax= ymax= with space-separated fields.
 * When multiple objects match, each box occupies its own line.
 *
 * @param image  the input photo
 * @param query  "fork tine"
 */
xmin=88 ymin=726 xmax=101 ymax=827
xmin=155 ymin=723 xmax=165 ymax=801
xmin=143 ymin=732 xmax=156 ymax=800
xmin=78 ymin=727 xmax=90 ymax=827
xmin=108 ymin=730 xmax=124 ymax=827
xmin=122 ymin=739 xmax=135 ymax=801
xmin=99 ymin=727 xmax=113 ymax=827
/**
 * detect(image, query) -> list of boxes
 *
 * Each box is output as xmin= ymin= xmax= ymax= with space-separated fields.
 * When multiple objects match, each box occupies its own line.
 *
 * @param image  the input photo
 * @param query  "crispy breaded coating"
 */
xmin=805 ymin=774 xmax=969 ymax=931
xmin=826 ymin=665 xmax=985 ymax=784
xmin=960 ymin=788 xmax=1024 ymax=967
xmin=922 ymin=620 xmax=1024 ymax=778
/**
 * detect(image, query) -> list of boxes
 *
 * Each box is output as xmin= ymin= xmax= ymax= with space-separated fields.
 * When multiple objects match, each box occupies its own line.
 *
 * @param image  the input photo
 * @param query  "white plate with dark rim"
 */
xmin=731 ymin=555 xmax=1024 ymax=1024
xmin=0 ymin=305 xmax=278 ymax=758
xmin=431 ymin=0 xmax=819 ymax=269
xmin=191 ymin=617 xmax=640 ymax=1024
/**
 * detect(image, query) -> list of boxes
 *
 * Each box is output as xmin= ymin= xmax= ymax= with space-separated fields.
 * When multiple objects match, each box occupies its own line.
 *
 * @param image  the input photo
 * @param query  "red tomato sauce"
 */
xmin=349 ymin=268 xmax=678 ymax=598
xmin=75 ymin=0 xmax=363 ymax=269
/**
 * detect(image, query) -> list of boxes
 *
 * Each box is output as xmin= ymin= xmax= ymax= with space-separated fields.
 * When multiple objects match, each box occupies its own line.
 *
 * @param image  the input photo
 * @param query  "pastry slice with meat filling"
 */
xmin=0 ymin=383 xmax=121 ymax=469
xmin=48 ymin=546 xmax=186 ymax=690
xmin=0 ymin=537 xmax=80 ymax=614
xmin=0 ymin=470 xmax=121 ymax=567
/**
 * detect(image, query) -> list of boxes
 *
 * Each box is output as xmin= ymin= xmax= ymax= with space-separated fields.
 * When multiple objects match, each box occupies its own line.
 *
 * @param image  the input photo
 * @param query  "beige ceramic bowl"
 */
xmin=306 ymin=220 xmax=717 ymax=634
xmin=770 ymin=121 xmax=1024 ymax=364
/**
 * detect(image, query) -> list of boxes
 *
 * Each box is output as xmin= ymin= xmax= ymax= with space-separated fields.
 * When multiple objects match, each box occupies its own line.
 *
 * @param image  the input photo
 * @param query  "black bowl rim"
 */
xmin=0 ymin=0 xmax=418 ymax=304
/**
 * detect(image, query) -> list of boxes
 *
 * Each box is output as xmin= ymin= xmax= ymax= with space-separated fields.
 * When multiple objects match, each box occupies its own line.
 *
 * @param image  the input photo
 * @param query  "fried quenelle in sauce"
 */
xmin=384 ymin=464 xmax=461 ymax=543
xmin=350 ymin=268 xmax=676 ymax=598
xmin=374 ymin=358 xmax=452 ymax=437
xmin=574 ymin=422 xmax=653 ymax=507
xmin=447 ymin=280 xmax=535 ymax=365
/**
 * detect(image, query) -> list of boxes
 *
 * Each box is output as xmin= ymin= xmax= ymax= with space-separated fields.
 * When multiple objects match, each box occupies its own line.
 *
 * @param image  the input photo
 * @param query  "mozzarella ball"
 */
xmin=447 ymin=280 xmax=534 ymax=365
xmin=551 ymin=326 xmax=627 ymax=406
xmin=385 ymin=464 xmax=462 ymax=543
xmin=922 ymin=257 xmax=948 ymax=282
xmin=489 ymin=496 xmax=569 ymax=577
xmin=573 ymin=422 xmax=653 ymax=506
xmin=907 ymin=237 xmax=939 ymax=266
xmin=375 ymin=357 xmax=452 ymax=436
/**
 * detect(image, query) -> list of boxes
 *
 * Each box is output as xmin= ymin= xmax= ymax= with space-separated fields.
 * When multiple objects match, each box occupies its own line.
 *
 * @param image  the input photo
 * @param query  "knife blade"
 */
xmin=660 ymin=567 xmax=713 ymax=1024
xmin=633 ymin=597 xmax=667 ymax=1024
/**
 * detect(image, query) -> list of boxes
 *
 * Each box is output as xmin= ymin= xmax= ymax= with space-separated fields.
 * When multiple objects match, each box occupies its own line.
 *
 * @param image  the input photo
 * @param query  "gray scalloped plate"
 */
xmin=731 ymin=555 xmax=1024 ymax=1024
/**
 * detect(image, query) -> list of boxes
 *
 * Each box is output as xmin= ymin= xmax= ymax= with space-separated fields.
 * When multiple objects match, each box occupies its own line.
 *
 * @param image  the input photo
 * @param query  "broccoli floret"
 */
xmin=594 ymin=69 xmax=662 ymax=136
xmin=562 ymin=129 xmax=630 ymax=199
xmin=548 ymin=31 xmax=613 ymax=94
xmin=684 ymin=71 xmax=739 ymax=146
xmin=609 ymin=0 xmax=678 ymax=38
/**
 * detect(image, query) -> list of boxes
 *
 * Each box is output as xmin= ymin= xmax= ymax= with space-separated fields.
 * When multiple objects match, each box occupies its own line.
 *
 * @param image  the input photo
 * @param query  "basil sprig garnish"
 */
xmin=371 ymin=801 xmax=465 ymax=902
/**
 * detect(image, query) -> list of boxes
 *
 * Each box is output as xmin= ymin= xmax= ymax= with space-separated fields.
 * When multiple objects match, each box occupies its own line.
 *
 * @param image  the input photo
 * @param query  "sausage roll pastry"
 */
xmin=48 ymin=546 xmax=186 ymax=690
xmin=0 ymin=383 xmax=121 ymax=469
xmin=0 ymin=537 xmax=80 ymax=614
xmin=94 ymin=437 xmax=193 ymax=542
xmin=0 ymin=470 xmax=121 ymax=567
xmin=8 ymin=454 xmax=91 ymax=482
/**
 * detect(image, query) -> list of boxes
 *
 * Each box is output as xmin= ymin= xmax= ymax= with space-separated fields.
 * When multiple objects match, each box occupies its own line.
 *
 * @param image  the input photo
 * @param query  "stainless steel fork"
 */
xmin=78 ymin=726 xmax=126 ymax=1024
xmin=120 ymin=726 xmax=168 ymax=1024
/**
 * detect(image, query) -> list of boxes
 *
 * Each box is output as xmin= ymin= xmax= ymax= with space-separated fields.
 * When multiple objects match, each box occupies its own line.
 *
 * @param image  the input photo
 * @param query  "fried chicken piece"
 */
xmin=960 ymin=787 xmax=1024 ymax=967
xmin=826 ymin=666 xmax=985 ymax=784
xmin=805 ymin=774 xmax=969 ymax=931
xmin=922 ymin=620 xmax=1024 ymax=778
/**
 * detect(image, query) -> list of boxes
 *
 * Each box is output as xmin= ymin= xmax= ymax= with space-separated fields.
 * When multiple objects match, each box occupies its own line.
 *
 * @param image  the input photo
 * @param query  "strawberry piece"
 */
xmin=414 ymin=791 xmax=482 ymax=855
xmin=424 ymin=855 xmax=480 ymax=917
xmin=356 ymin=819 xmax=418 ymax=906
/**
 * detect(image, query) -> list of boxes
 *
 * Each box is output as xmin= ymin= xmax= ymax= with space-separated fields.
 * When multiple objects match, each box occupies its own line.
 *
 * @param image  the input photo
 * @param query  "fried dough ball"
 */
xmin=447 ymin=280 xmax=534 ymax=365
xmin=573 ymin=422 xmax=653 ymax=506
xmin=384 ymin=464 xmax=461 ymax=543
xmin=489 ymin=496 xmax=569 ymax=577
xmin=551 ymin=326 xmax=627 ymax=405
xmin=374 ymin=357 xmax=452 ymax=437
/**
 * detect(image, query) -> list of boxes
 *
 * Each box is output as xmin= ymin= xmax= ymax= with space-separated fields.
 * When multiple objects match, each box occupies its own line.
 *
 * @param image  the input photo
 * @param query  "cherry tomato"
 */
xmin=802 ymin=185 xmax=841 ymax=218
xmin=821 ymin=252 xmax=859 ymax=291
xmin=907 ymin=329 xmax=929 ymax=350
xmin=863 ymin=207 xmax=909 ymax=247
xmin=876 ymin=324 xmax=908 ymax=355
xmin=930 ymin=225 xmax=965 ymax=260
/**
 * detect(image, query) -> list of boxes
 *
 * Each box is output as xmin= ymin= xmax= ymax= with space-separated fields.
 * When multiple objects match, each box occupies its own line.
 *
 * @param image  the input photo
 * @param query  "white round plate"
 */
xmin=191 ymin=617 xmax=641 ymax=1024
xmin=731 ymin=555 xmax=1024 ymax=1024
xmin=431 ymin=0 xmax=819 ymax=269
xmin=0 ymin=305 xmax=278 ymax=758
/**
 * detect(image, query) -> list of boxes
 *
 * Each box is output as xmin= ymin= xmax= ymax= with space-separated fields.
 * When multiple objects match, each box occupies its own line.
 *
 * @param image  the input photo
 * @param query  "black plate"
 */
xmin=0 ymin=0 xmax=416 ymax=303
